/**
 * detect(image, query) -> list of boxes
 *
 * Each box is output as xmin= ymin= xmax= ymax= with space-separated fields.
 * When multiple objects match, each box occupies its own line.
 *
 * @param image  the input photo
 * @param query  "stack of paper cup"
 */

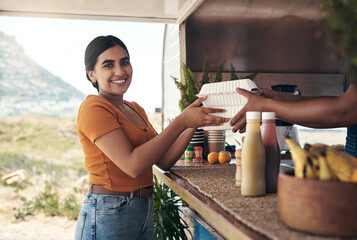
xmin=207 ymin=130 xmax=226 ymax=153
xmin=189 ymin=128 xmax=205 ymax=149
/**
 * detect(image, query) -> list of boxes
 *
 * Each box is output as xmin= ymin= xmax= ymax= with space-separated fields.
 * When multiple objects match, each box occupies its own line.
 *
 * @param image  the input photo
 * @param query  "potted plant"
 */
xmin=172 ymin=61 xmax=258 ymax=112
xmin=153 ymin=175 xmax=192 ymax=240
xmin=171 ymin=60 xmax=211 ymax=112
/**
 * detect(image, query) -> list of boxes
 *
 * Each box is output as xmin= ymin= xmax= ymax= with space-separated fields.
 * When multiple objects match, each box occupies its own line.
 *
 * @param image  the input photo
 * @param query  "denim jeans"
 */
xmin=75 ymin=185 xmax=154 ymax=240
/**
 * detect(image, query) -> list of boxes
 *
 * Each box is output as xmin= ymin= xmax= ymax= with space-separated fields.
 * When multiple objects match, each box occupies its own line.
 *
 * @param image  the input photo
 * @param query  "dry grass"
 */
xmin=0 ymin=113 xmax=162 ymax=239
xmin=0 ymin=114 xmax=85 ymax=239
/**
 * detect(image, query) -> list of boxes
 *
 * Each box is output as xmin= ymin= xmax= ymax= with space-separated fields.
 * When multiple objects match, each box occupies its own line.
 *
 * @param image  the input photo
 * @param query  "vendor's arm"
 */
xmin=230 ymin=85 xmax=357 ymax=132
xmin=95 ymin=97 xmax=229 ymax=178
xmin=259 ymin=88 xmax=312 ymax=101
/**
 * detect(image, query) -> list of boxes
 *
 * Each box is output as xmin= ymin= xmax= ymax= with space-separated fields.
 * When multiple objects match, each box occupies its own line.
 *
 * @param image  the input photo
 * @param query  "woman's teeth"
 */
xmin=111 ymin=79 xmax=126 ymax=84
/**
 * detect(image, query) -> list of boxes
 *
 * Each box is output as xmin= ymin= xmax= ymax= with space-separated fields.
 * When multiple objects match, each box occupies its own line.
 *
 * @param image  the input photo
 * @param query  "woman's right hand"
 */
xmin=177 ymin=97 xmax=230 ymax=129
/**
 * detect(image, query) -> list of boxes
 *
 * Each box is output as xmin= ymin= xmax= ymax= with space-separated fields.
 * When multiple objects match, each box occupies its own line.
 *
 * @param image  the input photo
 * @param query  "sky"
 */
xmin=0 ymin=16 xmax=165 ymax=113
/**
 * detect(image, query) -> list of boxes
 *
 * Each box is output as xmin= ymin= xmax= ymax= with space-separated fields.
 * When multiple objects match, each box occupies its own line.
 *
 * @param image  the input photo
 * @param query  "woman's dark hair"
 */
xmin=84 ymin=35 xmax=130 ymax=91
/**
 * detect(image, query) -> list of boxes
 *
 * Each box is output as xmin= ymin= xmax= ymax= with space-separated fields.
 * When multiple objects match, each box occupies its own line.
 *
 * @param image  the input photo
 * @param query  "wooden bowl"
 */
xmin=278 ymin=169 xmax=357 ymax=237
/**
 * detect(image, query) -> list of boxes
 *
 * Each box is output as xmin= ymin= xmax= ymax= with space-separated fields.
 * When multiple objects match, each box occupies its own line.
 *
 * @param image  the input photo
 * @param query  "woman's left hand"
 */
xmin=178 ymin=97 xmax=230 ymax=129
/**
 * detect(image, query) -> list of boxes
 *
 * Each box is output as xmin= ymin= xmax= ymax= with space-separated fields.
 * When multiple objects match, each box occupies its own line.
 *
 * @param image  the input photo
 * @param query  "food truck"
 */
xmin=1 ymin=1 xmax=355 ymax=239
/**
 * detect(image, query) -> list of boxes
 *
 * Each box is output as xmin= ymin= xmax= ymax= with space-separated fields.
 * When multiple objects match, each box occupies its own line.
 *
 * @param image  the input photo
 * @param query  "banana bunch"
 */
xmin=285 ymin=137 xmax=357 ymax=182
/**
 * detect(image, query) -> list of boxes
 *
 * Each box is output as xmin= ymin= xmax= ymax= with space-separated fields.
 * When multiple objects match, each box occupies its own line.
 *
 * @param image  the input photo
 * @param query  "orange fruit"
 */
xmin=219 ymin=151 xmax=231 ymax=164
xmin=207 ymin=152 xmax=219 ymax=164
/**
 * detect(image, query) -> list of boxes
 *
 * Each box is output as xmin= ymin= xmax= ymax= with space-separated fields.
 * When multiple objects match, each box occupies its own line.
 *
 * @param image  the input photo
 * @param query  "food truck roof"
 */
xmin=0 ymin=0 xmax=204 ymax=23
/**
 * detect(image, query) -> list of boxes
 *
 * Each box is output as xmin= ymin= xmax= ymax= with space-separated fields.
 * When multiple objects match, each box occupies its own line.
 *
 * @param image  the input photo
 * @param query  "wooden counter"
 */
xmin=153 ymin=161 xmax=265 ymax=240
xmin=153 ymin=160 xmax=340 ymax=240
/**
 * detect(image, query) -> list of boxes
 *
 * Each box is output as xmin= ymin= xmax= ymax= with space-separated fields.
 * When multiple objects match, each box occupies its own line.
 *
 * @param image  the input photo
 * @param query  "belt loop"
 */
xmin=130 ymin=191 xmax=134 ymax=199
xmin=87 ymin=184 xmax=93 ymax=198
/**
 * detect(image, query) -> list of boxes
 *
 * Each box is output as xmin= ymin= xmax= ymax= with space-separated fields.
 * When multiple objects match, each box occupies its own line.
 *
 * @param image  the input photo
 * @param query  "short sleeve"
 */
xmin=77 ymin=96 xmax=120 ymax=143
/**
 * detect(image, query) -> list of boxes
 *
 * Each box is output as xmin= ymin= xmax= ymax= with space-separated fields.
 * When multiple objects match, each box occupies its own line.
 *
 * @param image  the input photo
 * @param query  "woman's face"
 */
xmin=88 ymin=45 xmax=132 ymax=97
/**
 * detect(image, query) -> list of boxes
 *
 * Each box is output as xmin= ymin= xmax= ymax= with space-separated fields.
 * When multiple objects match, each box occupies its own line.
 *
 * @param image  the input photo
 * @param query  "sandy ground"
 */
xmin=0 ymin=181 xmax=80 ymax=240
xmin=0 ymin=214 xmax=76 ymax=240
xmin=0 ymin=113 xmax=348 ymax=240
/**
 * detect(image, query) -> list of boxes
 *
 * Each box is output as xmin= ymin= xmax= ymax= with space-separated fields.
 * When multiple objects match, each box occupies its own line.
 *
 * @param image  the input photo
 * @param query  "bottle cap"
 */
xmin=194 ymin=146 xmax=202 ymax=150
xmin=186 ymin=146 xmax=194 ymax=151
xmin=246 ymin=111 xmax=261 ymax=120
xmin=262 ymin=112 xmax=276 ymax=120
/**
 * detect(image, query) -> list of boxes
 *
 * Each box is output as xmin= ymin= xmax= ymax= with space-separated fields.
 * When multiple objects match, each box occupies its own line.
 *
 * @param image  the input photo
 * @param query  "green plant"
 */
xmin=321 ymin=0 xmax=357 ymax=85
xmin=172 ymin=63 xmax=198 ymax=112
xmin=14 ymin=198 xmax=36 ymax=220
xmin=172 ymin=61 xmax=258 ymax=112
xmin=230 ymin=64 xmax=258 ymax=81
xmin=214 ymin=63 xmax=224 ymax=82
xmin=172 ymin=60 xmax=222 ymax=112
xmin=14 ymin=183 xmax=81 ymax=220
xmin=199 ymin=60 xmax=210 ymax=87
xmin=34 ymin=182 xmax=60 ymax=216
xmin=230 ymin=64 xmax=239 ymax=80
xmin=153 ymin=175 xmax=191 ymax=240
xmin=61 ymin=192 xmax=81 ymax=220
xmin=3 ymin=180 xmax=28 ymax=193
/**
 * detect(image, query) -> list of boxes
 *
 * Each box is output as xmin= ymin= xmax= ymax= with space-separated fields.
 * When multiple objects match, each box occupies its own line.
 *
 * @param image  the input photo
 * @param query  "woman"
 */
xmin=75 ymin=35 xmax=229 ymax=240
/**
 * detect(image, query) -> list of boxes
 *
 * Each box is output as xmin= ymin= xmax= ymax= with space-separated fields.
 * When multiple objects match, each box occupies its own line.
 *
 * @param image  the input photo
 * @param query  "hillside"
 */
xmin=0 ymin=31 xmax=85 ymax=116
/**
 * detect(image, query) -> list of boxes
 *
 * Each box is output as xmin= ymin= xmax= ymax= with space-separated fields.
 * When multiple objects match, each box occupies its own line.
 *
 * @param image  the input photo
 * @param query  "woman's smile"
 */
xmin=111 ymin=79 xmax=127 ymax=84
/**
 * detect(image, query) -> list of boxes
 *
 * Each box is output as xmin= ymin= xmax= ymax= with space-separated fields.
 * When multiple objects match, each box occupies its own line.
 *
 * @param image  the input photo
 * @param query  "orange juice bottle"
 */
xmin=241 ymin=112 xmax=266 ymax=197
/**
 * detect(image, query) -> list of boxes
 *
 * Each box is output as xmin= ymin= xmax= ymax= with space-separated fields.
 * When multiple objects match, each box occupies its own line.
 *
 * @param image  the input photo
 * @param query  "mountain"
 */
xmin=0 ymin=31 xmax=86 ymax=116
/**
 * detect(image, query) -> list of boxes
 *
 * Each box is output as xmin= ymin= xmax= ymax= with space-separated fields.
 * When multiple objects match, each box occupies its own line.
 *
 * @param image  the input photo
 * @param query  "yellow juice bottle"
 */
xmin=241 ymin=112 xmax=266 ymax=197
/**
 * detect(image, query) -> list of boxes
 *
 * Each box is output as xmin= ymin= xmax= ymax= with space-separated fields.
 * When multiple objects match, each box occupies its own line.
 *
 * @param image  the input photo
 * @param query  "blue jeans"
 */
xmin=75 ymin=185 xmax=154 ymax=240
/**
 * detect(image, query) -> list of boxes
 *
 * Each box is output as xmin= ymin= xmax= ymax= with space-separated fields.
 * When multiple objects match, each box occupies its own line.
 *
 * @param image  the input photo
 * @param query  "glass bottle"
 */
xmin=241 ymin=112 xmax=266 ymax=197
xmin=193 ymin=146 xmax=203 ymax=162
xmin=261 ymin=112 xmax=281 ymax=193
xmin=185 ymin=146 xmax=194 ymax=162
xmin=235 ymin=148 xmax=242 ymax=186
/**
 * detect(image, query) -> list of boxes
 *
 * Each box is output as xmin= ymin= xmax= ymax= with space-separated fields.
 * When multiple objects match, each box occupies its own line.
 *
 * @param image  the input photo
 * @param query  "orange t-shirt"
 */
xmin=77 ymin=95 xmax=158 ymax=191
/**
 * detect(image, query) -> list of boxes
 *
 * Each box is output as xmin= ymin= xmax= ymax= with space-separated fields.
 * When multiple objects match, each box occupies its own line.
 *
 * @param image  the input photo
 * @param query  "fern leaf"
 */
xmin=200 ymin=60 xmax=210 ymax=88
xmin=215 ymin=63 xmax=224 ymax=82
xmin=230 ymin=63 xmax=239 ymax=80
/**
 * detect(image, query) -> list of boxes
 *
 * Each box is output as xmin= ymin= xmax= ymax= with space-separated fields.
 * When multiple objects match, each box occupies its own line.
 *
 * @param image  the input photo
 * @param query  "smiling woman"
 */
xmin=74 ymin=35 xmax=229 ymax=239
